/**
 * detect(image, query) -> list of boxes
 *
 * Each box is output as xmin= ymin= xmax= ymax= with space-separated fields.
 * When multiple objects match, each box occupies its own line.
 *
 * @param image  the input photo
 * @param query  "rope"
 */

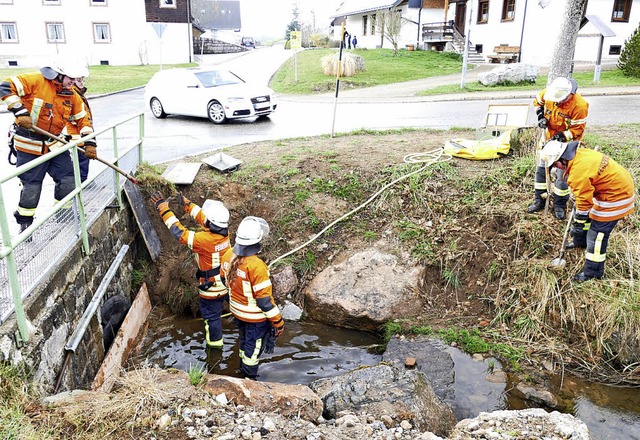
xmin=268 ymin=146 xmax=452 ymax=268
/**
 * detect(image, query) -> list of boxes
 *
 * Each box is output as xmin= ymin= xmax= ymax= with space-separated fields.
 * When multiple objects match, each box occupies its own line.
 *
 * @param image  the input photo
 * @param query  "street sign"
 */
xmin=152 ymin=23 xmax=167 ymax=39
xmin=290 ymin=31 xmax=301 ymax=50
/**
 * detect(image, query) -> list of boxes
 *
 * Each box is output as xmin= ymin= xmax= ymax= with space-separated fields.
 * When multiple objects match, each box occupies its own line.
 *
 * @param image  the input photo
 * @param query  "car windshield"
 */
xmin=194 ymin=70 xmax=244 ymax=87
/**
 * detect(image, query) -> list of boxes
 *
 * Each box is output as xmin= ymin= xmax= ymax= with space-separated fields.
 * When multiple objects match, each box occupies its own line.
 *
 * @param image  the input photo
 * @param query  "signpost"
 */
xmin=290 ymin=31 xmax=302 ymax=82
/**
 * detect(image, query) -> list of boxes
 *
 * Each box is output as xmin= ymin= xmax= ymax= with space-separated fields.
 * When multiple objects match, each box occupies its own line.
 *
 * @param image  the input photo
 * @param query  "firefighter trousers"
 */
xmin=200 ymin=294 xmax=227 ymax=348
xmin=15 ymin=149 xmax=75 ymax=223
xmin=583 ymin=219 xmax=618 ymax=279
xmin=235 ymin=318 xmax=269 ymax=379
xmin=534 ymin=165 xmax=570 ymax=208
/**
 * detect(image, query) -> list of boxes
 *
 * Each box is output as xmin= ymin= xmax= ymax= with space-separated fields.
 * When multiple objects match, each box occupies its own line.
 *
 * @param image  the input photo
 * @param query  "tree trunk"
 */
xmin=548 ymin=0 xmax=588 ymax=83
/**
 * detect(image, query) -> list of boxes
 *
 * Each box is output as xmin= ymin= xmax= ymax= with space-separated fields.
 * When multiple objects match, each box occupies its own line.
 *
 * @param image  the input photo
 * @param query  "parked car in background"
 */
xmin=144 ymin=67 xmax=277 ymax=124
xmin=241 ymin=36 xmax=256 ymax=48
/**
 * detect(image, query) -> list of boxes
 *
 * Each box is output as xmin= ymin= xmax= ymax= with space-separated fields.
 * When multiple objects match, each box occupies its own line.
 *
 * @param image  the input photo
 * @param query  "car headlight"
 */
xmin=227 ymin=97 xmax=245 ymax=103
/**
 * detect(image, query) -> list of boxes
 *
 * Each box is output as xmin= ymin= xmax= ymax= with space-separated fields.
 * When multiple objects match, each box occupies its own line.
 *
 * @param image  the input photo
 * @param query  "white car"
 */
xmin=144 ymin=67 xmax=277 ymax=124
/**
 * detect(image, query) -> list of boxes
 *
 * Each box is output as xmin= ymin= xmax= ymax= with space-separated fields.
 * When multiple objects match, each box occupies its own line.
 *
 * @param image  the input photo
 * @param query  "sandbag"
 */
xmin=444 ymin=130 xmax=512 ymax=160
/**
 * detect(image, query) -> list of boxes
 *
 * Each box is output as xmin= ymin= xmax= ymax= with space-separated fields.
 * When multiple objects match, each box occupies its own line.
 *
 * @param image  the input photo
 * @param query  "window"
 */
xmin=612 ymin=0 xmax=631 ymax=21
xmin=478 ymin=0 xmax=489 ymax=23
xmin=91 ymin=0 xmax=107 ymax=5
xmin=371 ymin=14 xmax=376 ymax=35
xmin=363 ymin=15 xmax=368 ymax=36
xmin=475 ymin=44 xmax=483 ymax=53
xmin=0 ymin=23 xmax=18 ymax=42
xmin=42 ymin=0 xmax=60 ymax=4
xmin=159 ymin=0 xmax=176 ymax=8
xmin=46 ymin=22 xmax=65 ymax=43
xmin=501 ymin=0 xmax=515 ymax=20
xmin=609 ymin=45 xmax=622 ymax=55
xmin=93 ymin=23 xmax=111 ymax=42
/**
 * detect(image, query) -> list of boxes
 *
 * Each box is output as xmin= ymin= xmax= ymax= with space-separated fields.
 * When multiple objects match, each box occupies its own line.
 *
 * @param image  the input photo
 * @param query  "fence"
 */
xmin=0 ymin=113 xmax=144 ymax=342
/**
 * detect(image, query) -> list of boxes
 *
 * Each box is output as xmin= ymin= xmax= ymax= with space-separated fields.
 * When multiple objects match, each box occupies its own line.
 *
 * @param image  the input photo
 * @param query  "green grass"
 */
xmin=417 ymin=68 xmax=640 ymax=96
xmin=0 ymin=63 xmax=196 ymax=96
xmin=188 ymin=363 xmax=206 ymax=386
xmin=270 ymin=48 xmax=463 ymax=94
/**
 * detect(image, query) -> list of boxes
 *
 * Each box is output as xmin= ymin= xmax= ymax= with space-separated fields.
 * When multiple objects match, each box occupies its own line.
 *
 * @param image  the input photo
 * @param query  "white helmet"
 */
xmin=40 ymin=57 xmax=89 ymax=80
xmin=235 ymin=216 xmax=269 ymax=246
xmin=539 ymin=140 xmax=567 ymax=165
xmin=201 ymin=200 xmax=229 ymax=228
xmin=544 ymin=77 xmax=575 ymax=103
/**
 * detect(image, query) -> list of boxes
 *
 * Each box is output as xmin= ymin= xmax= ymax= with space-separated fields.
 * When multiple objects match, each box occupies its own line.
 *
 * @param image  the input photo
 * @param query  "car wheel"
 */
xmin=150 ymin=97 xmax=167 ymax=119
xmin=207 ymin=101 xmax=227 ymax=124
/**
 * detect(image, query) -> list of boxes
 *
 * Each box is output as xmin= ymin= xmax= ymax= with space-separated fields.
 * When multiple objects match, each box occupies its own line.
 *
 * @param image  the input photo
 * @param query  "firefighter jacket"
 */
xmin=0 ymin=72 xmax=93 ymax=155
xmin=159 ymin=202 xmax=231 ymax=299
xmin=534 ymin=91 xmax=588 ymax=142
xmin=565 ymin=148 xmax=635 ymax=222
xmin=221 ymin=252 xmax=282 ymax=326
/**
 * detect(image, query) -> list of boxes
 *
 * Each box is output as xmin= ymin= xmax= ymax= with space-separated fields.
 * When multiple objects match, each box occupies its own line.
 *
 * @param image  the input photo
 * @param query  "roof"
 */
xmin=330 ymin=0 xmax=405 ymax=18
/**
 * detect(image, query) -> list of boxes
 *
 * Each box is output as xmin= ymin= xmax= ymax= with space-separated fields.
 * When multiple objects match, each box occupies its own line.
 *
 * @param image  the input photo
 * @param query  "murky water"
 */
xmin=134 ymin=310 xmax=640 ymax=439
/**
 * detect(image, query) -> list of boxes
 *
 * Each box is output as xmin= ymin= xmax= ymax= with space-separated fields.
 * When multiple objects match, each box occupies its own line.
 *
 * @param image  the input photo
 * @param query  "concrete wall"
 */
xmin=0 ymin=202 xmax=141 ymax=394
xmin=193 ymin=38 xmax=246 ymax=55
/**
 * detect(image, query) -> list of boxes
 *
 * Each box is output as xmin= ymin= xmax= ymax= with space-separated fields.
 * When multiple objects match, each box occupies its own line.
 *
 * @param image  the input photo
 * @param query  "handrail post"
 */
xmin=112 ymin=126 xmax=123 ymax=209
xmin=70 ymin=145 xmax=90 ymax=254
xmin=0 ymin=185 xmax=30 ymax=342
xmin=139 ymin=113 xmax=145 ymax=165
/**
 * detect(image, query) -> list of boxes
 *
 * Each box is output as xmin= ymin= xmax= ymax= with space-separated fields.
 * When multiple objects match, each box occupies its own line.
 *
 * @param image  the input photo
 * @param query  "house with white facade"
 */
xmin=0 ymin=0 xmax=193 ymax=68
xmin=331 ymin=0 xmax=640 ymax=65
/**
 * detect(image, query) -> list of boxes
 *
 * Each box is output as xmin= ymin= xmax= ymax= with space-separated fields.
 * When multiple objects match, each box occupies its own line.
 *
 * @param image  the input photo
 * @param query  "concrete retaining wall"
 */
xmin=0 ymin=201 xmax=142 ymax=394
xmin=193 ymin=38 xmax=246 ymax=55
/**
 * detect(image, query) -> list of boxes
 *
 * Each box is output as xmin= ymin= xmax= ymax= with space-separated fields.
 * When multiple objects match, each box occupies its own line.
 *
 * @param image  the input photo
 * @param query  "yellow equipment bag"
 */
xmin=443 ymin=130 xmax=512 ymax=160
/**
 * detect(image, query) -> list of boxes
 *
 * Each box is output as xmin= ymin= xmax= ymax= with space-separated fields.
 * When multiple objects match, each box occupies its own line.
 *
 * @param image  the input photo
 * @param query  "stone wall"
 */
xmin=0 ymin=202 xmax=142 ymax=394
xmin=193 ymin=38 xmax=246 ymax=55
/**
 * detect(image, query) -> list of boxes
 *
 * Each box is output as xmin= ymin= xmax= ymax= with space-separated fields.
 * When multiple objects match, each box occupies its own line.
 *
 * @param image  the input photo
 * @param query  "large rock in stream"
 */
xmin=309 ymin=362 xmax=457 ymax=437
xmin=304 ymin=248 xmax=422 ymax=331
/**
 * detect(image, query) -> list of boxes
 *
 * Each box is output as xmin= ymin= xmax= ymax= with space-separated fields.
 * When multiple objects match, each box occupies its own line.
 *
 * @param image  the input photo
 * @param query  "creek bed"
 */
xmin=133 ymin=306 xmax=640 ymax=439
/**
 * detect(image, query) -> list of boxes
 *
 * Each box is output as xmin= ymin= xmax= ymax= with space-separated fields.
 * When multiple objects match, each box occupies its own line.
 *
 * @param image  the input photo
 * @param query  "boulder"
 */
xmin=271 ymin=265 xmax=298 ymax=301
xmin=382 ymin=335 xmax=455 ymax=407
xmin=478 ymin=63 xmax=540 ymax=86
xmin=204 ymin=374 xmax=323 ymax=421
xmin=309 ymin=362 xmax=456 ymax=437
xmin=304 ymin=248 xmax=422 ymax=331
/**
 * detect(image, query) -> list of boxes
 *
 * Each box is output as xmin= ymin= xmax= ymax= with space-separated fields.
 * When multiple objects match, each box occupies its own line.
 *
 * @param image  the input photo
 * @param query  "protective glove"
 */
xmin=536 ymin=107 xmax=547 ymax=129
xmin=177 ymin=192 xmax=191 ymax=206
xmin=10 ymin=105 xmax=33 ymax=130
xmin=551 ymin=132 xmax=567 ymax=142
xmin=272 ymin=317 xmax=284 ymax=338
xmin=79 ymin=134 xmax=98 ymax=159
xmin=570 ymin=212 xmax=589 ymax=237
xmin=15 ymin=114 xmax=33 ymax=130
xmin=150 ymin=191 xmax=166 ymax=208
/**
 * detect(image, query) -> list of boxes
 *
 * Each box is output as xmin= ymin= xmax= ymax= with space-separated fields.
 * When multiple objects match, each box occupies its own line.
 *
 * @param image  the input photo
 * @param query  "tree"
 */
xmin=618 ymin=24 xmax=640 ymax=77
xmin=548 ymin=0 xmax=588 ymax=82
xmin=285 ymin=5 xmax=301 ymax=41
xmin=376 ymin=9 xmax=404 ymax=55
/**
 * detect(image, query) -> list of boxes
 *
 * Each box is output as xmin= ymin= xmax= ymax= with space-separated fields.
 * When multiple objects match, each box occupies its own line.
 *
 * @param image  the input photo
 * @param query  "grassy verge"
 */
xmin=417 ymin=67 xmax=640 ymax=96
xmin=0 ymin=63 xmax=195 ymax=96
xmin=269 ymin=48 xmax=464 ymax=94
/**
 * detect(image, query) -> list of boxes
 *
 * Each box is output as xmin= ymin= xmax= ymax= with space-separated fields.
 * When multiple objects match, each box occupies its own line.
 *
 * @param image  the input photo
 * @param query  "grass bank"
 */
xmin=417 ymin=66 xmax=640 ymax=96
xmin=0 ymin=63 xmax=195 ymax=96
xmin=269 ymin=48 xmax=463 ymax=94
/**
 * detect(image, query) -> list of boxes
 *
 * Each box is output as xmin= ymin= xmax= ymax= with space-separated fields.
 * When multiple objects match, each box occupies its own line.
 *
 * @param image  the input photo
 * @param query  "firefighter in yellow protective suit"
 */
xmin=528 ymin=77 xmax=589 ymax=220
xmin=221 ymin=217 xmax=284 ymax=380
xmin=540 ymin=140 xmax=635 ymax=281
xmin=151 ymin=192 xmax=231 ymax=348
xmin=0 ymin=58 xmax=97 ymax=232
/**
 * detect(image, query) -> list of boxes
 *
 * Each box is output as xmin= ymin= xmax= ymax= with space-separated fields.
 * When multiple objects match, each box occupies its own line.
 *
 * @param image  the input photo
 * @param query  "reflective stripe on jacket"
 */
xmin=160 ymin=203 xmax=231 ymax=299
xmin=534 ymin=90 xmax=589 ymax=142
xmin=566 ymin=148 xmax=635 ymax=222
xmin=0 ymin=72 xmax=92 ymax=156
xmin=222 ymin=253 xmax=282 ymax=324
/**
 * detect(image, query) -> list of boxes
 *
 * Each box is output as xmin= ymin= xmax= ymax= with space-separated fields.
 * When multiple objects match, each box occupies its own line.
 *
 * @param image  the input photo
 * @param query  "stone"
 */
xmin=204 ymin=375 xmax=323 ymax=421
xmin=478 ymin=63 xmax=540 ymax=86
xmin=271 ymin=265 xmax=298 ymax=301
xmin=281 ymin=300 xmax=303 ymax=321
xmin=516 ymin=382 xmax=559 ymax=408
xmin=304 ymin=248 xmax=422 ymax=330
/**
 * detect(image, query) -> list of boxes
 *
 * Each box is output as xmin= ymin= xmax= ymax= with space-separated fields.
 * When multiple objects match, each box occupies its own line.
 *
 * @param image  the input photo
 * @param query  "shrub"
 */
xmin=618 ymin=24 xmax=640 ymax=77
xmin=321 ymin=52 xmax=366 ymax=77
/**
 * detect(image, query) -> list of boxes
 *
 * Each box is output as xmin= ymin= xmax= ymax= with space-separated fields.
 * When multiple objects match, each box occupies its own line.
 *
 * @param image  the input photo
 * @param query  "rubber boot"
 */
xmin=553 ymin=205 xmax=566 ymax=220
xmin=574 ymin=272 xmax=602 ymax=282
xmin=204 ymin=319 xmax=223 ymax=349
xmin=14 ymin=211 xmax=33 ymax=234
xmin=527 ymin=198 xmax=546 ymax=213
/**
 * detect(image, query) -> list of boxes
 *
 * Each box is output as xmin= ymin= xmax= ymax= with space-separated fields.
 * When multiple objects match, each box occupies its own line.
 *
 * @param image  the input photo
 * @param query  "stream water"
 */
xmin=134 ymin=310 xmax=640 ymax=440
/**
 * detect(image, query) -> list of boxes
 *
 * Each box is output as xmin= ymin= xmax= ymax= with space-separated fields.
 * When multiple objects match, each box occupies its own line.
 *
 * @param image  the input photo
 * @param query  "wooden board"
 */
xmin=161 ymin=162 xmax=202 ymax=185
xmin=92 ymin=283 xmax=152 ymax=393
xmin=124 ymin=180 xmax=161 ymax=262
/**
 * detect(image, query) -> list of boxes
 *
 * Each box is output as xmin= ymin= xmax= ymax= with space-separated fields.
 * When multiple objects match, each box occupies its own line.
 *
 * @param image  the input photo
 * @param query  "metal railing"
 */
xmin=0 ymin=113 xmax=144 ymax=342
